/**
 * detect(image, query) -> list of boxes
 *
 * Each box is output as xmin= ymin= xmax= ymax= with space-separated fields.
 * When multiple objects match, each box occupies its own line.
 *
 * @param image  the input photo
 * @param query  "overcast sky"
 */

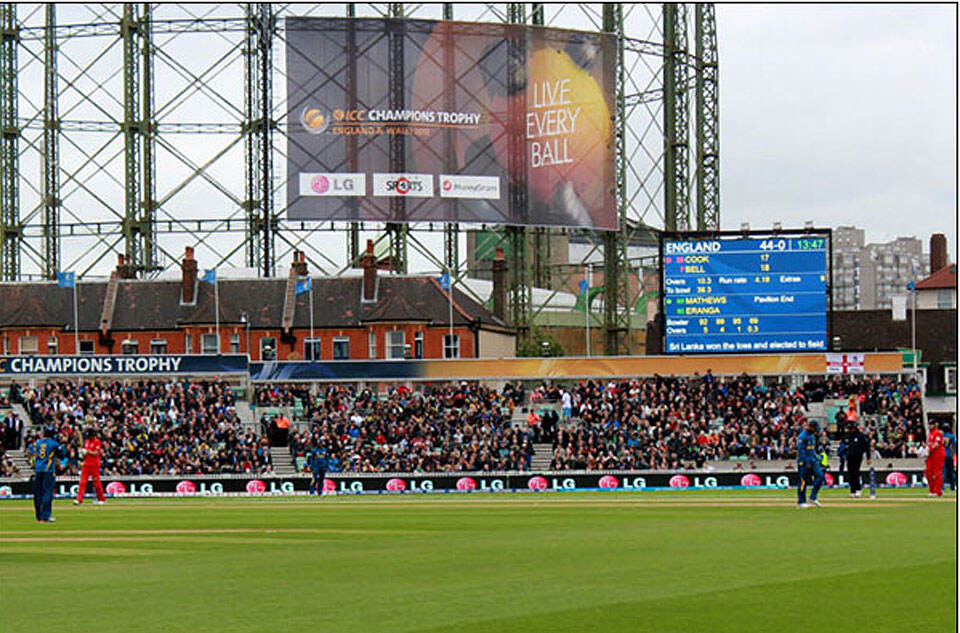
xmin=716 ymin=4 xmax=957 ymax=260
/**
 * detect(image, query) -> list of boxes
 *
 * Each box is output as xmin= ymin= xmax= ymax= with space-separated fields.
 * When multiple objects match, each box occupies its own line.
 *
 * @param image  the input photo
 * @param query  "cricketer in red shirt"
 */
xmin=925 ymin=425 xmax=945 ymax=497
xmin=76 ymin=430 xmax=106 ymax=504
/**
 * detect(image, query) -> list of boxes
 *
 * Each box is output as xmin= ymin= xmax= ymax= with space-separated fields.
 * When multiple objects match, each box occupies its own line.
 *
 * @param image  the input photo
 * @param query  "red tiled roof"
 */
xmin=915 ymin=264 xmax=957 ymax=290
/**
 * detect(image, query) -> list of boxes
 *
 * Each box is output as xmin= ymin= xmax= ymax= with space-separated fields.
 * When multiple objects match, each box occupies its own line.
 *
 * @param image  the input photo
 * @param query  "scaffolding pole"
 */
xmin=1 ymin=3 xmax=20 ymax=280
xmin=663 ymin=3 xmax=690 ymax=232
xmin=695 ymin=3 xmax=720 ymax=231
xmin=42 ymin=4 xmax=59 ymax=279
xmin=603 ymin=2 xmax=631 ymax=355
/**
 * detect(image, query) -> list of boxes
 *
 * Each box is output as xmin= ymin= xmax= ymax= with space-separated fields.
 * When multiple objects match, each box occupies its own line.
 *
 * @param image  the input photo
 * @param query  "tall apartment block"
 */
xmin=832 ymin=226 xmax=931 ymax=310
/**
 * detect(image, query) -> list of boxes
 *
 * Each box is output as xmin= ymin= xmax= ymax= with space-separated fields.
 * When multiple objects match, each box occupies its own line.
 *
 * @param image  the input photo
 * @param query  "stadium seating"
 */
xmin=5 ymin=373 xmax=924 ymax=478
xmin=20 ymin=379 xmax=272 ymax=476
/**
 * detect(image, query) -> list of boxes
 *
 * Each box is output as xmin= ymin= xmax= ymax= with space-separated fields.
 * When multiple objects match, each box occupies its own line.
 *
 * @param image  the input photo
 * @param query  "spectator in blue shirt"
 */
xmin=33 ymin=426 xmax=64 ymax=522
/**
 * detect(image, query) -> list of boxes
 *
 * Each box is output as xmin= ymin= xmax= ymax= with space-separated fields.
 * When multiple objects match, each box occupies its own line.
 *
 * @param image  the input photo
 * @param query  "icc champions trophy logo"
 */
xmin=300 ymin=107 xmax=330 ymax=135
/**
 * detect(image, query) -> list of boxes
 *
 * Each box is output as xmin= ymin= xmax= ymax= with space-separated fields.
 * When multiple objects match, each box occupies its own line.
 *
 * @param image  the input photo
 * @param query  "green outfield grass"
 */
xmin=0 ymin=489 xmax=955 ymax=633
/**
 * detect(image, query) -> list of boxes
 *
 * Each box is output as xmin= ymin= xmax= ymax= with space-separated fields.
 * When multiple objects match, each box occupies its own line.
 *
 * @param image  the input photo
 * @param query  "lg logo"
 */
xmin=310 ymin=175 xmax=330 ymax=194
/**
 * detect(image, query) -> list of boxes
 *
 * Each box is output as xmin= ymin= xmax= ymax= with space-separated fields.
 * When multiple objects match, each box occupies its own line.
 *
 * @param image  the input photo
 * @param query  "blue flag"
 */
xmin=295 ymin=277 xmax=312 ymax=295
xmin=578 ymin=279 xmax=588 ymax=296
xmin=56 ymin=271 xmax=75 ymax=288
xmin=202 ymin=269 xmax=217 ymax=284
xmin=906 ymin=281 xmax=915 ymax=291
xmin=438 ymin=271 xmax=451 ymax=291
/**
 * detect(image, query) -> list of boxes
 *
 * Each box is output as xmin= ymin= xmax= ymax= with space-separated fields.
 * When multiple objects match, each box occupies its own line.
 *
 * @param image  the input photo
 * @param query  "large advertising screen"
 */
xmin=285 ymin=17 xmax=617 ymax=229
xmin=660 ymin=232 xmax=831 ymax=354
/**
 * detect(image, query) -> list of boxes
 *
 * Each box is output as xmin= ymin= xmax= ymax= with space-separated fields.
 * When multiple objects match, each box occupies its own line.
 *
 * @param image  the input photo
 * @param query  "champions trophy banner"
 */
xmin=285 ymin=17 xmax=617 ymax=229
xmin=0 ymin=355 xmax=248 ymax=376
xmin=0 ymin=470 xmax=928 ymax=499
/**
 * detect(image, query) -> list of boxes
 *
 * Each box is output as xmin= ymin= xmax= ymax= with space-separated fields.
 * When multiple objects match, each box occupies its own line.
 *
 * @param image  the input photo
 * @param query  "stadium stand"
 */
xmin=19 ymin=379 xmax=273 ymax=476
xmin=2 ymin=372 xmax=924 ymax=478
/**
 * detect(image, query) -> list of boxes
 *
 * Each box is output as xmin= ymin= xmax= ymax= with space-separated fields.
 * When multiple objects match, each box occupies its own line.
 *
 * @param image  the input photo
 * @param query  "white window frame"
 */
xmin=121 ymin=339 xmax=139 ymax=355
xmin=150 ymin=339 xmax=168 ymax=355
xmin=19 ymin=336 xmax=38 ymax=355
xmin=333 ymin=337 xmax=350 ymax=360
xmin=184 ymin=333 xmax=192 ymax=354
xmin=368 ymin=331 xmax=377 ymax=359
xmin=443 ymin=333 xmax=460 ymax=359
xmin=47 ymin=337 xmax=58 ymax=355
xmin=201 ymin=333 xmax=219 ymax=355
xmin=230 ymin=333 xmax=241 ymax=354
xmin=937 ymin=289 xmax=953 ymax=309
xmin=304 ymin=338 xmax=322 ymax=361
xmin=260 ymin=337 xmax=277 ymax=361
xmin=387 ymin=330 xmax=405 ymax=359
xmin=946 ymin=366 xmax=957 ymax=395
xmin=79 ymin=340 xmax=95 ymax=355
xmin=414 ymin=331 xmax=424 ymax=359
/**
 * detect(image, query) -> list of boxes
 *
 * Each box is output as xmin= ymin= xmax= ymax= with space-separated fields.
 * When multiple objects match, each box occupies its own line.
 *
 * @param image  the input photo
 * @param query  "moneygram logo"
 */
xmin=438 ymin=175 xmax=500 ymax=200
xmin=373 ymin=173 xmax=434 ymax=198
xmin=300 ymin=107 xmax=330 ymax=134
xmin=299 ymin=173 xmax=365 ymax=197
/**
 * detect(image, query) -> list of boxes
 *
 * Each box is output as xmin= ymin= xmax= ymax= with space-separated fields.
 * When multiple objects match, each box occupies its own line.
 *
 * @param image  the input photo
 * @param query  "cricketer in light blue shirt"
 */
xmin=32 ymin=431 xmax=64 ymax=522
xmin=796 ymin=421 xmax=824 ymax=507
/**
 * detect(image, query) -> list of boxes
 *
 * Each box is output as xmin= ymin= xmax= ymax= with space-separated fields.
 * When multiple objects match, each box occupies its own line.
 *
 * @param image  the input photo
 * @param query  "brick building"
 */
xmin=0 ymin=243 xmax=516 ymax=361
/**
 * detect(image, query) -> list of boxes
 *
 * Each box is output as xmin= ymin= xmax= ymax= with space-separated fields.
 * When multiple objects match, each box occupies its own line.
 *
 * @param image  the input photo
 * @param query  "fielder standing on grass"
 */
xmin=309 ymin=445 xmax=328 ymax=497
xmin=32 ymin=426 xmax=64 ymax=523
xmin=73 ymin=428 xmax=106 ymax=505
xmin=925 ymin=422 xmax=945 ymax=497
xmin=796 ymin=420 xmax=824 ymax=509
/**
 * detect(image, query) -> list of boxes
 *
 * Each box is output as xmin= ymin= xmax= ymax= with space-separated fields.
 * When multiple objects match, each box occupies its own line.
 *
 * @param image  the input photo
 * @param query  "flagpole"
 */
xmin=73 ymin=279 xmax=79 ymax=354
xmin=214 ymin=273 xmax=220 ymax=354
xmin=585 ymin=265 xmax=591 ymax=357
xmin=309 ymin=277 xmax=315 ymax=358
xmin=448 ymin=269 xmax=454 ymax=356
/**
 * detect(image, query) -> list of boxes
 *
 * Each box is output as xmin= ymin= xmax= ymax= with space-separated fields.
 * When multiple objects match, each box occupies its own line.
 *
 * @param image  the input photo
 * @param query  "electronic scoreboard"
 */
xmin=660 ymin=231 xmax=831 ymax=354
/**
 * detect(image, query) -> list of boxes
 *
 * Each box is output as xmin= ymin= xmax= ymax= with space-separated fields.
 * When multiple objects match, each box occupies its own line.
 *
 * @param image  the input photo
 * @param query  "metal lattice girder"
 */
xmin=663 ymin=3 xmax=690 ymax=232
xmin=695 ymin=3 xmax=719 ymax=231
xmin=140 ymin=3 xmax=157 ymax=274
xmin=243 ymin=3 xmax=261 ymax=270
xmin=243 ymin=3 xmax=275 ymax=277
xmin=505 ymin=3 xmax=530 ymax=342
xmin=42 ymin=4 xmax=59 ymax=279
xmin=441 ymin=2 xmax=458 ymax=275
xmin=1 ymin=3 xmax=20 ymax=280
xmin=603 ymin=2 xmax=631 ymax=355
xmin=121 ymin=4 xmax=141 ymax=275
xmin=385 ymin=2 xmax=407 ymax=274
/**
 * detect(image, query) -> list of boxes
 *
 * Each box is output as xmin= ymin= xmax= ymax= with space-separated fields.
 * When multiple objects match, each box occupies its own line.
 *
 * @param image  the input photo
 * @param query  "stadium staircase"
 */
xmin=531 ymin=443 xmax=553 ymax=470
xmin=5 ymin=449 xmax=31 ymax=476
xmin=269 ymin=446 xmax=299 ymax=477
xmin=236 ymin=401 xmax=258 ymax=432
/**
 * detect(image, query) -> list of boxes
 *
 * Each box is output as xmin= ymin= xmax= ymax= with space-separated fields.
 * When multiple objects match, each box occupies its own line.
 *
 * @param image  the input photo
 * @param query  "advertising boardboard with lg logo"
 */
xmin=285 ymin=17 xmax=617 ymax=230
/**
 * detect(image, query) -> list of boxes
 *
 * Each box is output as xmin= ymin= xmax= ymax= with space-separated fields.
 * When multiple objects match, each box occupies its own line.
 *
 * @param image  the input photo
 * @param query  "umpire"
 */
xmin=32 ymin=426 xmax=64 ymax=522
xmin=845 ymin=422 xmax=869 ymax=498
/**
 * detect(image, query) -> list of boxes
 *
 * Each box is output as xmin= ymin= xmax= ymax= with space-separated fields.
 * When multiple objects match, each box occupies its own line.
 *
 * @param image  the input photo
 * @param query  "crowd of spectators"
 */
xmin=20 ymin=379 xmax=272 ymax=476
xmin=3 ymin=372 xmax=928 ymax=478
xmin=272 ymin=383 xmax=533 ymax=473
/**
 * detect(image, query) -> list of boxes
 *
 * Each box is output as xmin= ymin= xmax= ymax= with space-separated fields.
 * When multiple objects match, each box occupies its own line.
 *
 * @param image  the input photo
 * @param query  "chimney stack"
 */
xmin=292 ymin=250 xmax=308 ymax=276
xmin=359 ymin=239 xmax=377 ymax=302
xmin=930 ymin=233 xmax=947 ymax=274
xmin=491 ymin=247 xmax=507 ymax=322
xmin=116 ymin=253 xmax=135 ymax=279
xmin=181 ymin=246 xmax=198 ymax=304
